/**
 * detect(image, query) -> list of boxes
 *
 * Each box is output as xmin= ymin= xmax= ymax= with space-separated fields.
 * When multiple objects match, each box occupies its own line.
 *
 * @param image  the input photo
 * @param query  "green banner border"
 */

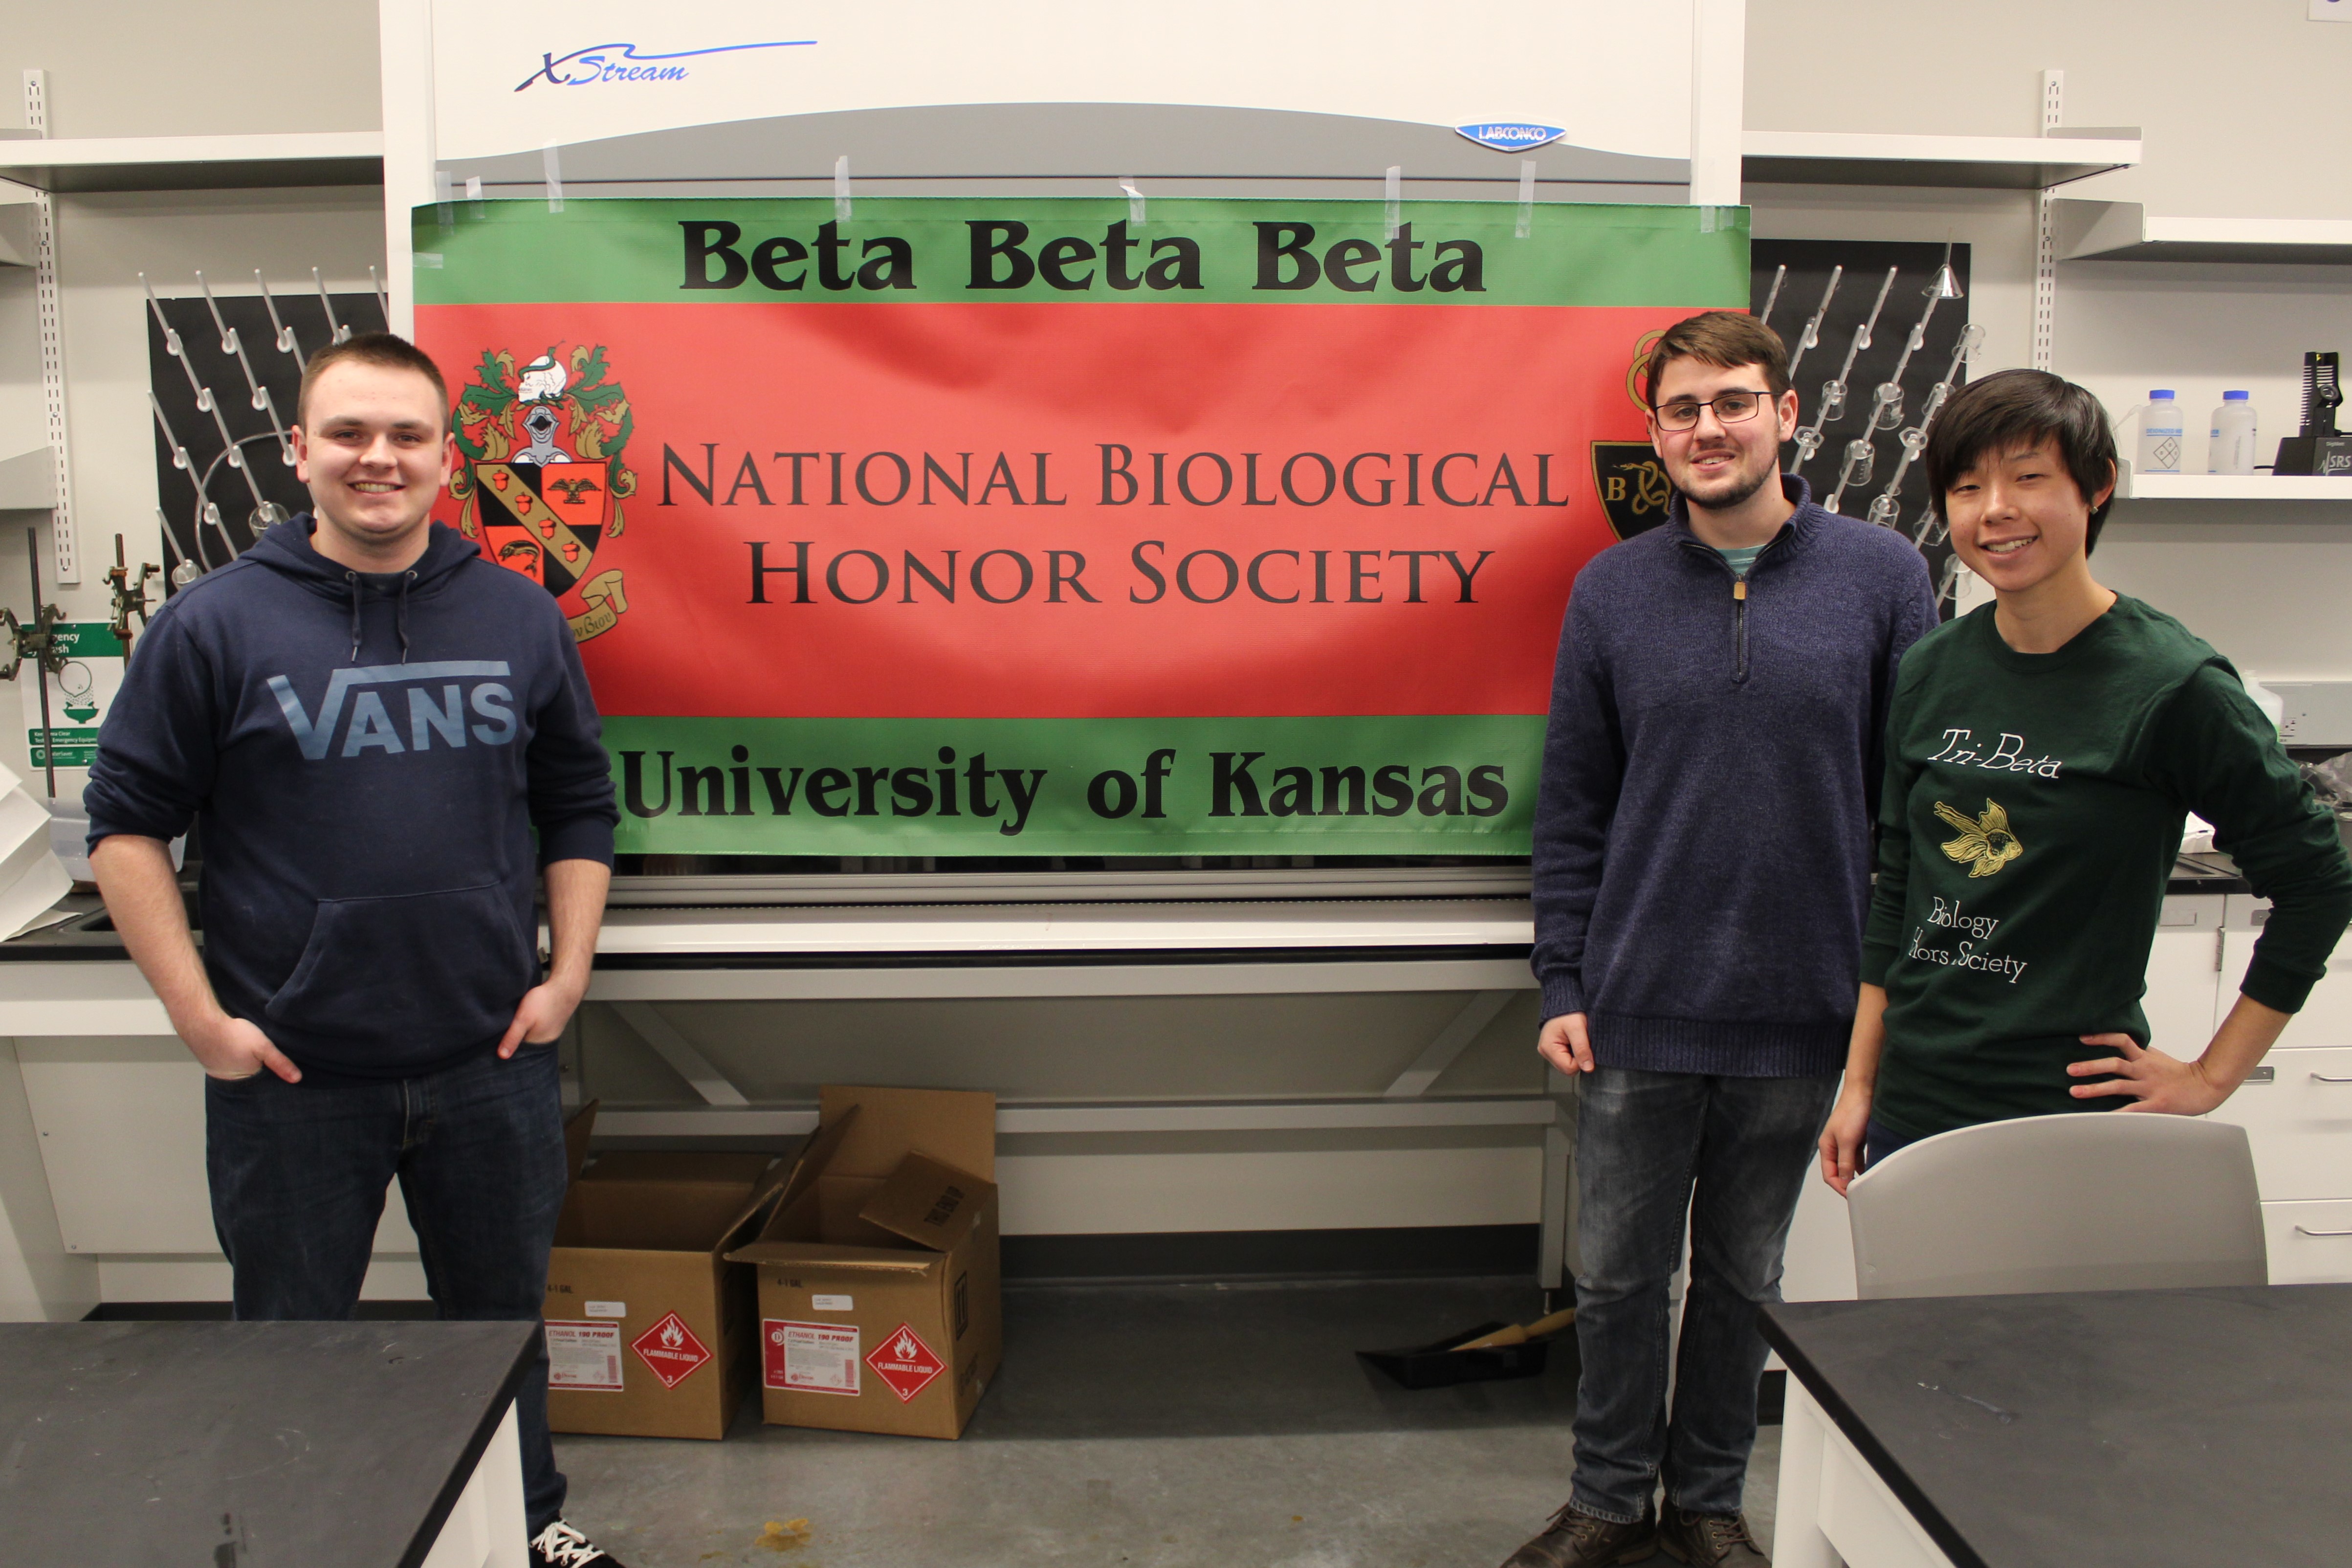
xmin=602 ymin=714 xmax=1543 ymax=857
xmin=415 ymin=196 xmax=1749 ymax=309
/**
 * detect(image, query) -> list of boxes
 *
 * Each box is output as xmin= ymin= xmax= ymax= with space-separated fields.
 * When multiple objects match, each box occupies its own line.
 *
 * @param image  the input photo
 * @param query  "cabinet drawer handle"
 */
xmin=2293 ymin=1225 xmax=2352 ymax=1237
xmin=2313 ymin=1074 xmax=2352 ymax=1084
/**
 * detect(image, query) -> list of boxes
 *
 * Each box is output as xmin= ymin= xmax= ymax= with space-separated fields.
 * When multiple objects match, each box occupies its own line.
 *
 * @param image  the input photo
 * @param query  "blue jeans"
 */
xmin=1569 ymin=1066 xmax=1839 ymax=1522
xmin=205 ymin=1043 xmax=570 ymax=1535
xmin=1862 ymin=1116 xmax=1922 ymax=1170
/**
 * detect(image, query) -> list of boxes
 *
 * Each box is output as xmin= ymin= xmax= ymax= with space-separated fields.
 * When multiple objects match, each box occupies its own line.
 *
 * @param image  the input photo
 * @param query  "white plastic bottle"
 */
xmin=2208 ymin=390 xmax=2259 ymax=475
xmin=2136 ymin=390 xmax=2183 ymax=476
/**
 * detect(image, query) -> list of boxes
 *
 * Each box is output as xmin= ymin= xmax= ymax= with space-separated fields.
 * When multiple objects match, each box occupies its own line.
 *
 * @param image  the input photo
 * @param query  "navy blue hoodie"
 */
xmin=1530 ymin=477 xmax=1938 ymax=1077
xmin=84 ymin=517 xmax=618 ymax=1078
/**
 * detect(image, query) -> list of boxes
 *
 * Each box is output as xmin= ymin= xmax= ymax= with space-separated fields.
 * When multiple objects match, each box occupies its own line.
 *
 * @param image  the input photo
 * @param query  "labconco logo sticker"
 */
xmin=1455 ymin=123 xmax=1567 ymax=153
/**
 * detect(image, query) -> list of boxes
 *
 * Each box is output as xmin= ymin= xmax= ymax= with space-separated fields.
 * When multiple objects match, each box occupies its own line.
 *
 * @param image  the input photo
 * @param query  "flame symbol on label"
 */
xmin=896 ymin=1332 xmax=918 ymax=1359
xmin=661 ymin=1319 xmax=685 ymax=1349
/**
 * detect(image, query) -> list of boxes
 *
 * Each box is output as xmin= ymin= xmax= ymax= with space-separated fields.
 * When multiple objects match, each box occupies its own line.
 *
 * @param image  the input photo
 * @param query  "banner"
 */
xmin=413 ymin=198 xmax=1747 ymax=856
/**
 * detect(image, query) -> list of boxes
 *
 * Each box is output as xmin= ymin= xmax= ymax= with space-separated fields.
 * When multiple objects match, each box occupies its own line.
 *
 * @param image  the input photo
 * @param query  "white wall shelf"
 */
xmin=1742 ymin=129 xmax=2139 ymax=190
xmin=0 ymin=449 xmax=55 ymax=511
xmin=0 ymin=131 xmax=383 ymax=194
xmin=2114 ymin=470 xmax=2352 ymax=502
xmin=2057 ymin=200 xmax=2352 ymax=264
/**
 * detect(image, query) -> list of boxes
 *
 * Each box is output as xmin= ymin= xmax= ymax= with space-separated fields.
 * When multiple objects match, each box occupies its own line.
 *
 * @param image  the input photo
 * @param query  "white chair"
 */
xmin=1847 ymin=1111 xmax=2267 ymax=1299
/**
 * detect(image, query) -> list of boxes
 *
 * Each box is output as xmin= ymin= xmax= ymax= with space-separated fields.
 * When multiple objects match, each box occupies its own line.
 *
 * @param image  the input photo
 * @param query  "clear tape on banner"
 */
xmin=433 ymin=170 xmax=454 ymax=231
xmin=1384 ymin=166 xmax=1402 ymax=240
xmin=542 ymin=145 xmax=564 ymax=214
xmin=835 ymin=155 xmax=853 ymax=221
xmin=465 ymin=175 xmax=483 ymax=210
xmin=1516 ymin=161 xmax=1536 ymax=240
xmin=1120 ymin=177 xmax=1145 ymax=225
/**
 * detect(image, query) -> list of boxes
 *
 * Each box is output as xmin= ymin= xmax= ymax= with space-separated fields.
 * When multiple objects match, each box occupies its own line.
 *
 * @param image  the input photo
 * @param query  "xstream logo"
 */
xmin=515 ymin=40 xmax=815 ymax=91
xmin=267 ymin=663 xmax=517 ymax=760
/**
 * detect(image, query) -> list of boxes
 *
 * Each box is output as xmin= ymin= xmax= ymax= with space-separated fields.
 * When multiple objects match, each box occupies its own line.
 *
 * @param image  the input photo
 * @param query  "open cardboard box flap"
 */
xmin=818 ymin=1084 xmax=995 ymax=1181
xmin=856 ymin=1151 xmax=995 ymax=1254
xmin=726 ymin=1238 xmax=940 ymax=1273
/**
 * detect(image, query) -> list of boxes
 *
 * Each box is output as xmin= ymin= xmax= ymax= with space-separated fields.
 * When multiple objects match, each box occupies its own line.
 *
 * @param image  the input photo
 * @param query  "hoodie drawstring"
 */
xmin=345 ymin=569 xmax=419 ymax=663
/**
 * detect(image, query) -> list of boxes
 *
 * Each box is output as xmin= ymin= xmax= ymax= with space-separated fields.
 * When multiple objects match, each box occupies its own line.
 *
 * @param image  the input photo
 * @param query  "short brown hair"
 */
xmin=1924 ymin=369 xmax=2117 ymax=552
xmin=1643 ymin=310 xmax=1791 ymax=408
xmin=295 ymin=331 xmax=449 ymax=432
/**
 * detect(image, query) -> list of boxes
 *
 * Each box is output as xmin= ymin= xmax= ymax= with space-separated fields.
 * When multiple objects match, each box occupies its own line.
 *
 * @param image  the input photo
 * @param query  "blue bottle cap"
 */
xmin=2223 ymin=390 xmax=2250 ymax=399
xmin=2149 ymin=390 xmax=2176 ymax=399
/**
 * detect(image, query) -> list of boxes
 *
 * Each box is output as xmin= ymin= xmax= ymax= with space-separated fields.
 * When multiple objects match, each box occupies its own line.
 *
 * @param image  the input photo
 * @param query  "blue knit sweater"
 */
xmin=1530 ymin=477 xmax=1938 ymax=1077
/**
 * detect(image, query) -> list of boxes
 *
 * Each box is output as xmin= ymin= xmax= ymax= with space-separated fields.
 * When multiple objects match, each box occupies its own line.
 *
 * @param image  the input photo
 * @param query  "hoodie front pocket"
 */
xmin=266 ymin=883 xmax=534 ymax=1052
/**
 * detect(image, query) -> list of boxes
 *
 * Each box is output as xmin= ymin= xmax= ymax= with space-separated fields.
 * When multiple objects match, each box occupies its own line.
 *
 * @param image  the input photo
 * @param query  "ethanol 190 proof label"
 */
xmin=546 ymin=1321 xmax=623 ymax=1391
xmin=765 ymin=1320 xmax=860 ymax=1395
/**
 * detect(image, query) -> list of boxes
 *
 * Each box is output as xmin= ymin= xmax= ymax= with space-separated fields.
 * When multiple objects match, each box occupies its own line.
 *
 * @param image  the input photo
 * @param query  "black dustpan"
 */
xmin=1357 ymin=1321 xmax=1551 ymax=1391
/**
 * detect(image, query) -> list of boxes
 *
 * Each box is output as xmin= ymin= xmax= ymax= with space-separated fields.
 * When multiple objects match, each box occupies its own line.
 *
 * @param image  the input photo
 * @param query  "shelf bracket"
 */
xmin=22 ymin=70 xmax=76 ymax=586
xmin=1384 ymin=989 xmax=1516 ymax=1099
xmin=2033 ymin=68 xmax=2062 ymax=372
xmin=607 ymin=1001 xmax=750 ymax=1107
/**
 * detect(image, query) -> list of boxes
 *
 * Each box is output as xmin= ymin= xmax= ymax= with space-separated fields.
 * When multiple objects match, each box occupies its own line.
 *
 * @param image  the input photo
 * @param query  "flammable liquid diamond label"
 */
xmin=631 ymin=1310 xmax=713 ymax=1390
xmin=865 ymin=1322 xmax=946 ymax=1404
xmin=766 ymin=1320 xmax=860 ymax=1395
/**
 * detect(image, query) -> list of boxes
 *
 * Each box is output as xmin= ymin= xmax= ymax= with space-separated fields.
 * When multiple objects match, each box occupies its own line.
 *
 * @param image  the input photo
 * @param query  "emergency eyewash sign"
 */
xmin=412 ymin=198 xmax=1745 ymax=855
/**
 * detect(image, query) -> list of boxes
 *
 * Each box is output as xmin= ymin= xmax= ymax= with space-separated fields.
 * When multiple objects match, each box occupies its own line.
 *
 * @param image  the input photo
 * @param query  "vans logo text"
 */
xmin=267 ymin=662 xmax=517 ymax=759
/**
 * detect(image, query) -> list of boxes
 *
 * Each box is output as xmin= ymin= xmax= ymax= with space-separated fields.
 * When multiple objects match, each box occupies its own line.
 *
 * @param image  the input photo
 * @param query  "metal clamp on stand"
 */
xmin=1 ymin=528 xmax=69 ymax=797
xmin=105 ymin=533 xmax=159 ymax=660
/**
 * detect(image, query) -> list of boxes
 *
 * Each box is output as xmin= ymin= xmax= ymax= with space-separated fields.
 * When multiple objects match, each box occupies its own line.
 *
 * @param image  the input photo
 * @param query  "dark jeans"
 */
xmin=1568 ymin=1065 xmax=1839 ymax=1523
xmin=206 ymin=1042 xmax=570 ymax=1535
xmin=1862 ymin=1116 xmax=1923 ymax=1170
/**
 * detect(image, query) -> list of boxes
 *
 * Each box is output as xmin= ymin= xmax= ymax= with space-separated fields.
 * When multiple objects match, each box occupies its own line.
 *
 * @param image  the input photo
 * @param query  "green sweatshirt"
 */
xmin=1863 ymin=596 xmax=2352 ymax=1141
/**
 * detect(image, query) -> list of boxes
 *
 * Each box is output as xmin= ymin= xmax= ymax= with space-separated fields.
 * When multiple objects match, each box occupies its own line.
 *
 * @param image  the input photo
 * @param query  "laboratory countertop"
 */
xmin=1762 ymin=1285 xmax=2352 ymax=1568
xmin=0 ymin=858 xmax=2251 ymax=964
xmin=0 ymin=1319 xmax=536 ymax=1568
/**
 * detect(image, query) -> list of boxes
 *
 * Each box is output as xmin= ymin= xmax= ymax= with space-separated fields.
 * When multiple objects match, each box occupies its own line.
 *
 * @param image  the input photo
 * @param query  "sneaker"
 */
xmin=1656 ymin=1506 xmax=1767 ymax=1567
xmin=529 ymin=1520 xmax=626 ymax=1568
xmin=1499 ymin=1502 xmax=1659 ymax=1568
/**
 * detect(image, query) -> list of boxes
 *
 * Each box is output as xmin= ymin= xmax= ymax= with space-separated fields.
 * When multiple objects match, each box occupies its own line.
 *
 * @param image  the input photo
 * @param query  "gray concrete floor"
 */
xmin=553 ymin=1279 xmax=1780 ymax=1568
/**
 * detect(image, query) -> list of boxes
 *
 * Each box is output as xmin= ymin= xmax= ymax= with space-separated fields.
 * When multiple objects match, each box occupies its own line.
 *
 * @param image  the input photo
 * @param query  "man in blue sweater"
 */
xmin=87 ymin=335 xmax=627 ymax=1568
xmin=1503 ymin=312 xmax=1937 ymax=1568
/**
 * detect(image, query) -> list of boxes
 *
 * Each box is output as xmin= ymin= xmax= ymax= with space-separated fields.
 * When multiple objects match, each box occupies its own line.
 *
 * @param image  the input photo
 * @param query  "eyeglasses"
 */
xmin=1650 ymin=390 xmax=1772 ymax=431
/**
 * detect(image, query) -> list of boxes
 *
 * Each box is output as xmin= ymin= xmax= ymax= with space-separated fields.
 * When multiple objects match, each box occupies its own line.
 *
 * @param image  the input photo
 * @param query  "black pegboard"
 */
xmin=1751 ymin=240 xmax=1973 ymax=615
xmin=145 ymin=286 xmax=389 ymax=587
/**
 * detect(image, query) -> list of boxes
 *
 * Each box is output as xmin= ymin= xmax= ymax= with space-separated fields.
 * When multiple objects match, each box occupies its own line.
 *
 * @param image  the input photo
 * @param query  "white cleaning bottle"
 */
xmin=2136 ymin=390 xmax=2183 ymax=476
xmin=2208 ymin=391 xmax=2259 ymax=475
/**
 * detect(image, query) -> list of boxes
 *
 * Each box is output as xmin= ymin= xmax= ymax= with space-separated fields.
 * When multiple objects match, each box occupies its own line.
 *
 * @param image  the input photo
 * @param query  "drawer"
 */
xmin=2262 ymin=1199 xmax=2352 ymax=1284
xmin=2207 ymin=1046 xmax=2352 ymax=1201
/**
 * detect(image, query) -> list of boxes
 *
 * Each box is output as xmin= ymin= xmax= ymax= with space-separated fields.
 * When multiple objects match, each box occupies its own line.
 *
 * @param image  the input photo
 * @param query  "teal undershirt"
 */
xmin=1715 ymin=544 xmax=1766 ymax=578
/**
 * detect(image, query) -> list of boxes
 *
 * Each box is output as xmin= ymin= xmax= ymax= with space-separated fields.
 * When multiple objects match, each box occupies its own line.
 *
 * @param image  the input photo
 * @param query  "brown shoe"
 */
xmin=1656 ymin=1507 xmax=1766 ymax=1567
xmin=1499 ymin=1502 xmax=1658 ymax=1568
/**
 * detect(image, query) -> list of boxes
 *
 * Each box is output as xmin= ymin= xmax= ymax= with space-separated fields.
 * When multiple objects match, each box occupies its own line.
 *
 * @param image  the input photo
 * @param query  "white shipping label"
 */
xmin=585 ymin=1301 xmax=626 ymax=1318
xmin=812 ymin=1294 xmax=854 ymax=1312
xmin=545 ymin=1321 xmax=623 ymax=1391
xmin=765 ymin=1320 xmax=860 ymax=1395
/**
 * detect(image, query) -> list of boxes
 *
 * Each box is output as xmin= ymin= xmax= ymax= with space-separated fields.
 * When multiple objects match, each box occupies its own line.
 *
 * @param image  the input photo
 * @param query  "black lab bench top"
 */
xmin=0 ymin=1320 xmax=537 ymax=1568
xmin=1761 ymin=1285 xmax=2352 ymax=1568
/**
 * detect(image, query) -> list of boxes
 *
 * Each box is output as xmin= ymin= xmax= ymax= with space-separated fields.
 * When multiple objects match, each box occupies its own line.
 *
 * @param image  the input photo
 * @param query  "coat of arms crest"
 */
xmin=447 ymin=345 xmax=637 ymax=641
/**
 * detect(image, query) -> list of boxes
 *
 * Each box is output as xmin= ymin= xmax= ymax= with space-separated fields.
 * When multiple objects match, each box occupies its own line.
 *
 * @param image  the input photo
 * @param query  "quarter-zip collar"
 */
xmin=1665 ymin=474 xmax=1822 ymax=685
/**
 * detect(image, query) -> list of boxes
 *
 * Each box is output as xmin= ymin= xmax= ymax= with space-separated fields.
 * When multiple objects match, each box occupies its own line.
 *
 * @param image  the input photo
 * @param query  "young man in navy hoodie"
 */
xmin=87 ymin=335 xmax=627 ymax=1568
xmin=1502 ymin=313 xmax=1937 ymax=1568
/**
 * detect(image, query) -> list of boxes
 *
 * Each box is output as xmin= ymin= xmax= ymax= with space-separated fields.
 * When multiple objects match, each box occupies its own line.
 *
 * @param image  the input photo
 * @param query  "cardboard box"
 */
xmin=727 ymin=1084 xmax=1000 ymax=1440
xmin=543 ymin=1104 xmax=789 ymax=1440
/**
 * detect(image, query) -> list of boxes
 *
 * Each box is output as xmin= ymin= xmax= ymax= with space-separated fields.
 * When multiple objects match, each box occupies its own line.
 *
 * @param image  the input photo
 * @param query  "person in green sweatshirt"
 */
xmin=1820 ymin=368 xmax=2352 ymax=1185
